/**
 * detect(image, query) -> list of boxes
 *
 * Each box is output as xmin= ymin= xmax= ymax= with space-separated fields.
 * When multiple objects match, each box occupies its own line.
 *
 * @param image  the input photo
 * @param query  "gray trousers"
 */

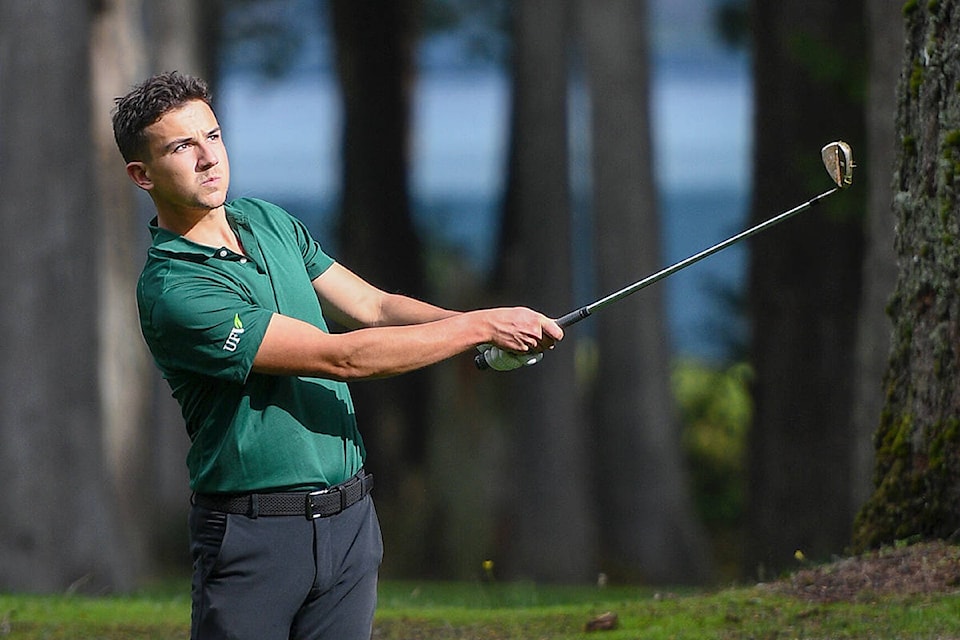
xmin=189 ymin=494 xmax=382 ymax=640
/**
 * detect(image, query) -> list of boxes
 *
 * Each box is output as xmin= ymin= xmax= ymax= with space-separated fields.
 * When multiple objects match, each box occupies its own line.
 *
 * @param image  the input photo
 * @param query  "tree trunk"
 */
xmin=577 ymin=0 xmax=713 ymax=584
xmin=0 ymin=0 xmax=134 ymax=592
xmin=745 ymin=0 xmax=867 ymax=577
xmin=142 ymin=0 xmax=218 ymax=570
xmin=91 ymin=0 xmax=154 ymax=582
xmin=849 ymin=0 xmax=904 ymax=517
xmin=329 ymin=0 xmax=433 ymax=576
xmin=145 ymin=0 xmax=212 ymax=80
xmin=91 ymin=0 xmax=216 ymax=578
xmin=853 ymin=0 xmax=960 ymax=549
xmin=495 ymin=0 xmax=596 ymax=582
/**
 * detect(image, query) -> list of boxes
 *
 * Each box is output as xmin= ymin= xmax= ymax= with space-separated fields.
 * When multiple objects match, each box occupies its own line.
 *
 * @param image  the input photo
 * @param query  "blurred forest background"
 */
xmin=3 ymin=0 xmax=958 ymax=595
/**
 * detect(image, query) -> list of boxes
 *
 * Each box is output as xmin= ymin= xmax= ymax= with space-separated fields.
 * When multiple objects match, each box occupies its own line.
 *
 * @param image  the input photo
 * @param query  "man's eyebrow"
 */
xmin=164 ymin=136 xmax=194 ymax=152
xmin=162 ymin=127 xmax=221 ymax=153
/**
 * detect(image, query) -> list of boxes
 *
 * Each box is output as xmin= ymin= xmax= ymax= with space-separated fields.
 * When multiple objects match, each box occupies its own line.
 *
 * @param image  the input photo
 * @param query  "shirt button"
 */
xmin=219 ymin=250 xmax=229 ymax=257
xmin=239 ymin=258 xmax=248 ymax=264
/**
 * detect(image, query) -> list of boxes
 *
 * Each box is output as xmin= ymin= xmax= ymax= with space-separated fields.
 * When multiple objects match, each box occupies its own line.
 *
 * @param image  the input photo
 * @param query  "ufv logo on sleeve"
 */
xmin=223 ymin=314 xmax=245 ymax=352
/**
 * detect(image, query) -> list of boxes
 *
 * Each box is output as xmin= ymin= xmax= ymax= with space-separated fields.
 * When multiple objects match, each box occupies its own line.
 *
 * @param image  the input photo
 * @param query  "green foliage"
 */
xmin=786 ymin=32 xmax=867 ymax=103
xmin=673 ymin=360 xmax=751 ymax=527
xmin=673 ymin=359 xmax=752 ymax=575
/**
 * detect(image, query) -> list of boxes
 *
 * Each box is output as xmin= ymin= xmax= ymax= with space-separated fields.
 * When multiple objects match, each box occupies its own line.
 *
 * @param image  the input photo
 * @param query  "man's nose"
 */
xmin=196 ymin=142 xmax=219 ymax=169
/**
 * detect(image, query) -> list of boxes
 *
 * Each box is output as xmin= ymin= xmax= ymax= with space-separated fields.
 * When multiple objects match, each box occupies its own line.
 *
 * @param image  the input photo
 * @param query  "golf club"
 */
xmin=476 ymin=140 xmax=854 ymax=370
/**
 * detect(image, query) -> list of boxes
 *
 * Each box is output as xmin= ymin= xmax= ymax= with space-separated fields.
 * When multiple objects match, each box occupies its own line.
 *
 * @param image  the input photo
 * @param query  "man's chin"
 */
xmin=200 ymin=192 xmax=229 ymax=210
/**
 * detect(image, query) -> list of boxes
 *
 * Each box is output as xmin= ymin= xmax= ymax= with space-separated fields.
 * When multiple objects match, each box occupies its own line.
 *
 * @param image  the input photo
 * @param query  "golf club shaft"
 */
xmin=555 ymin=186 xmax=839 ymax=328
xmin=475 ymin=184 xmax=840 ymax=369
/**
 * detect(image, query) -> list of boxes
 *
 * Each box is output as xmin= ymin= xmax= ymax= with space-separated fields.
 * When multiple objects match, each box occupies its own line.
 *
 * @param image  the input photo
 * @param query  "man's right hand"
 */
xmin=479 ymin=307 xmax=563 ymax=354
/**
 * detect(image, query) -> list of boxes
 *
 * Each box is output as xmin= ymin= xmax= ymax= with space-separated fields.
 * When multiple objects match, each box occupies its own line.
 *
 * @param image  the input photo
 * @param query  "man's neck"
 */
xmin=157 ymin=205 xmax=243 ymax=254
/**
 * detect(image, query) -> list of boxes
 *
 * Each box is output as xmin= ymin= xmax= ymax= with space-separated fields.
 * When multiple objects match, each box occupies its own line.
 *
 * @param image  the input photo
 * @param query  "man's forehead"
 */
xmin=147 ymin=100 xmax=220 ymax=139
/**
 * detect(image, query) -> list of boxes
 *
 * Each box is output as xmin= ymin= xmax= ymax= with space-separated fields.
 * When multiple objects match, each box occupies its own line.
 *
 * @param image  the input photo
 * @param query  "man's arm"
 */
xmin=250 ymin=263 xmax=562 ymax=380
xmin=310 ymin=263 xmax=458 ymax=329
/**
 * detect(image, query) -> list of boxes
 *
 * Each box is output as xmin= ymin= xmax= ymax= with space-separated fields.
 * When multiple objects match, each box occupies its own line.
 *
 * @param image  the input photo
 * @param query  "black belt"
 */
xmin=193 ymin=471 xmax=373 ymax=520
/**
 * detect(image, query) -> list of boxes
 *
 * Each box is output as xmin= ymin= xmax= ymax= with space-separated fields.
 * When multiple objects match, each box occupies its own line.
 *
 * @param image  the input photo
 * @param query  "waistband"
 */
xmin=192 ymin=470 xmax=373 ymax=519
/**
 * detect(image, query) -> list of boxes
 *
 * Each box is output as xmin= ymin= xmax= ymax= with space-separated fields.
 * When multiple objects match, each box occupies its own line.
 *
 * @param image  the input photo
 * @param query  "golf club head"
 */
xmin=821 ymin=141 xmax=854 ymax=188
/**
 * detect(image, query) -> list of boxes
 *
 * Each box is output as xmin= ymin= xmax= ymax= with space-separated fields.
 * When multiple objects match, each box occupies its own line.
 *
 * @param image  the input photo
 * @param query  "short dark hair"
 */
xmin=112 ymin=71 xmax=213 ymax=162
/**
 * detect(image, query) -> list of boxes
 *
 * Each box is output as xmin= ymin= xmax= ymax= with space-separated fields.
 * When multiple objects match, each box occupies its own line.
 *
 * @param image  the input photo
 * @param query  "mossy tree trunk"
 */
xmin=853 ymin=0 xmax=960 ymax=550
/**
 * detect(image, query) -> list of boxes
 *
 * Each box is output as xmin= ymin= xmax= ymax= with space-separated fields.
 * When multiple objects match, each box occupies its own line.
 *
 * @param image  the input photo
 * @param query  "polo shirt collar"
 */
xmin=147 ymin=207 xmax=250 ymax=260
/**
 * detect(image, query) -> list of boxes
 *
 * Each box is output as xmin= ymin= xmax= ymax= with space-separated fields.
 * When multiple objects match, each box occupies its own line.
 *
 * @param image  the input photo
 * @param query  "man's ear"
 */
xmin=126 ymin=161 xmax=152 ymax=191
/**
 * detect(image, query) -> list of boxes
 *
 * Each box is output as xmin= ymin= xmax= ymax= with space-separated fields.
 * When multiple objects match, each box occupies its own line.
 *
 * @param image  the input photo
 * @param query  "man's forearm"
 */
xmin=372 ymin=292 xmax=461 ymax=328
xmin=254 ymin=311 xmax=488 ymax=380
xmin=252 ymin=306 xmax=563 ymax=381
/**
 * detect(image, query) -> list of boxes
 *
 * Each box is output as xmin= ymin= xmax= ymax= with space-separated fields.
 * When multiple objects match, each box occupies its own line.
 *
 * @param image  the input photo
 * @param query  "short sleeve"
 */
xmin=289 ymin=212 xmax=335 ymax=281
xmin=145 ymin=277 xmax=274 ymax=384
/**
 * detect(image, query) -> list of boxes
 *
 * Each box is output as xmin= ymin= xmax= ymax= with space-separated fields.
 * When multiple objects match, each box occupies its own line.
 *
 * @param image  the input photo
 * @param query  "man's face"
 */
xmin=128 ymin=99 xmax=230 ymax=215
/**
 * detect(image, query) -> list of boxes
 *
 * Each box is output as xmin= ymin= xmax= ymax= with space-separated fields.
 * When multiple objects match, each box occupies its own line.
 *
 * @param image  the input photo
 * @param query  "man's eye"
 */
xmin=174 ymin=142 xmax=190 ymax=152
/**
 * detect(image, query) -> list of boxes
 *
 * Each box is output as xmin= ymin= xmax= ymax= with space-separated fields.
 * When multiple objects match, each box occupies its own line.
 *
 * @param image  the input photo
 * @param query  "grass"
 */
xmin=2 ymin=578 xmax=959 ymax=639
xmin=0 ymin=588 xmax=190 ymax=639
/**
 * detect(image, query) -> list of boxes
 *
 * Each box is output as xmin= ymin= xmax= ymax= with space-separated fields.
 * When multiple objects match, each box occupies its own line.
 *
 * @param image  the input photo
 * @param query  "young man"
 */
xmin=112 ymin=72 xmax=562 ymax=640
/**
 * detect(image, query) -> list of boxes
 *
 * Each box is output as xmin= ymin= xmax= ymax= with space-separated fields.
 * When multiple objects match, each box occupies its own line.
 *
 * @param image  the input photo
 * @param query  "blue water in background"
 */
xmin=219 ymin=54 xmax=751 ymax=362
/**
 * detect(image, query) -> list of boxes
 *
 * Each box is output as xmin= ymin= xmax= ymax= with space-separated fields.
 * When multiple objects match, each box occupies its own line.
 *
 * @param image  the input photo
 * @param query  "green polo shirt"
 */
xmin=137 ymin=198 xmax=364 ymax=494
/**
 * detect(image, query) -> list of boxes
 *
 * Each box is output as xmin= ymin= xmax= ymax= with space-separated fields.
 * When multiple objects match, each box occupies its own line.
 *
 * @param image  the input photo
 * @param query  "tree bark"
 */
xmin=329 ymin=0 xmax=434 ymax=576
xmin=495 ymin=0 xmax=596 ymax=582
xmin=577 ymin=0 xmax=713 ymax=584
xmin=0 ymin=0 xmax=134 ymax=592
xmin=849 ymin=0 xmax=904 ymax=517
xmin=745 ymin=0 xmax=867 ymax=577
xmin=91 ymin=0 xmax=154 ymax=582
xmin=853 ymin=0 xmax=960 ymax=549
xmin=142 ymin=0 xmax=218 ymax=569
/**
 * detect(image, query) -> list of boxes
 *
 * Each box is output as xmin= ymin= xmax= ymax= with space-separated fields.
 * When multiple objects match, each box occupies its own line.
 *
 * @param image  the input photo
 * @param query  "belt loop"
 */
xmin=249 ymin=493 xmax=260 ymax=519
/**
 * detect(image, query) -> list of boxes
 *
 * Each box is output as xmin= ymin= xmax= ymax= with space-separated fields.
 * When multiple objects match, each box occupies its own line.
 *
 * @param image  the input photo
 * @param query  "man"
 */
xmin=112 ymin=71 xmax=562 ymax=640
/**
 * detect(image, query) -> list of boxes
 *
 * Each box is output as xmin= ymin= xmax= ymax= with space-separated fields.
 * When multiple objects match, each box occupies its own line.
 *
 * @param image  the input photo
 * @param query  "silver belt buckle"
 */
xmin=305 ymin=485 xmax=342 ymax=519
